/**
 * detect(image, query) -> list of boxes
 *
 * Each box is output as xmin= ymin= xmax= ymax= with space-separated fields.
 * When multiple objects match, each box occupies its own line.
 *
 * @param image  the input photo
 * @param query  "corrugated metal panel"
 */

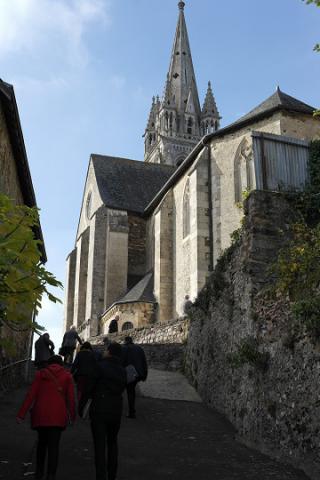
xmin=252 ymin=131 xmax=310 ymax=192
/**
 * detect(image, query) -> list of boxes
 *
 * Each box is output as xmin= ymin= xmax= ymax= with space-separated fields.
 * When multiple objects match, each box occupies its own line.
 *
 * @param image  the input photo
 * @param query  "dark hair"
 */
xmin=107 ymin=342 xmax=122 ymax=359
xmin=47 ymin=355 xmax=63 ymax=366
xmin=81 ymin=342 xmax=92 ymax=351
xmin=124 ymin=336 xmax=133 ymax=344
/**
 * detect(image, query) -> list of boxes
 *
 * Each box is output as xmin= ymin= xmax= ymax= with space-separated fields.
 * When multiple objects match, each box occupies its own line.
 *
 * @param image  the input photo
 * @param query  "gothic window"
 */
xmin=205 ymin=121 xmax=209 ymax=134
xmin=215 ymin=120 xmax=218 ymax=131
xmin=169 ymin=112 xmax=173 ymax=135
xmin=187 ymin=117 xmax=193 ymax=135
xmin=149 ymin=134 xmax=152 ymax=146
xmin=86 ymin=192 xmax=92 ymax=220
xmin=234 ymin=138 xmax=254 ymax=203
xmin=165 ymin=111 xmax=169 ymax=131
xmin=210 ymin=120 xmax=214 ymax=133
xmin=183 ymin=179 xmax=191 ymax=238
xmin=122 ymin=321 xmax=134 ymax=332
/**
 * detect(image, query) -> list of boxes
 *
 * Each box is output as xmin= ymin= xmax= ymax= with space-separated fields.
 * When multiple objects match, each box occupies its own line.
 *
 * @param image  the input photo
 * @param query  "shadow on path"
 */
xmin=0 ymin=370 xmax=310 ymax=480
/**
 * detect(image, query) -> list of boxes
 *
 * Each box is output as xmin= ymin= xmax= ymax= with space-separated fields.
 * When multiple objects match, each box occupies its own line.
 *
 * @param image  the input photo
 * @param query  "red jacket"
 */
xmin=17 ymin=364 xmax=76 ymax=428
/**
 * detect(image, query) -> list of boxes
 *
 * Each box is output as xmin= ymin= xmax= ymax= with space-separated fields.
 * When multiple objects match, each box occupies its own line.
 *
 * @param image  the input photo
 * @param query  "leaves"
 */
xmin=0 ymin=194 xmax=62 ymax=348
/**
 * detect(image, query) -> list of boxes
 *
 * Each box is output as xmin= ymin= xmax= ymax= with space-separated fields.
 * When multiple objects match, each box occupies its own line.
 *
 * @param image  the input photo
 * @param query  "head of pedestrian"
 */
xmin=185 ymin=295 xmax=190 ymax=300
xmin=42 ymin=332 xmax=50 ymax=340
xmin=80 ymin=341 xmax=92 ymax=351
xmin=47 ymin=355 xmax=63 ymax=366
xmin=70 ymin=325 xmax=76 ymax=331
xmin=124 ymin=336 xmax=133 ymax=345
xmin=107 ymin=342 xmax=122 ymax=359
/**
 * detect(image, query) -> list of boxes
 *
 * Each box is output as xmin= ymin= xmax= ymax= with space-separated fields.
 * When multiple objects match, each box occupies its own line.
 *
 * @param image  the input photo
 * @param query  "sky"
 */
xmin=0 ymin=0 xmax=319 ymax=350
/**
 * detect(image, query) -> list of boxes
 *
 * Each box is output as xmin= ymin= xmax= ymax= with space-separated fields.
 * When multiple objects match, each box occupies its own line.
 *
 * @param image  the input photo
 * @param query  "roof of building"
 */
xmin=0 ymin=79 xmax=46 ymax=262
xmin=144 ymin=88 xmax=318 ymax=215
xmin=231 ymin=87 xmax=315 ymax=127
xmin=103 ymin=271 xmax=156 ymax=315
xmin=91 ymin=154 xmax=174 ymax=214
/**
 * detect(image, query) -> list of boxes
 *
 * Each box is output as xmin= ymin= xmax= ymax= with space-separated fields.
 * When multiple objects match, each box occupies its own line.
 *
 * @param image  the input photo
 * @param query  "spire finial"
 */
xmin=178 ymin=1 xmax=185 ymax=10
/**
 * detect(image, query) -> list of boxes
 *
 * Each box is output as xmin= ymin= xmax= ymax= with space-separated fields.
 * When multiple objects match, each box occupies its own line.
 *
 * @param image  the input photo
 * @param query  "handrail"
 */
xmin=0 ymin=358 xmax=31 ymax=372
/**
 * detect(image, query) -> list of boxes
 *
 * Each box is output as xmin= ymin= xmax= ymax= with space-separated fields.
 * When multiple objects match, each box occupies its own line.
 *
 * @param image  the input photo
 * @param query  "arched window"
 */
xmin=187 ymin=117 xmax=193 ymax=135
xmin=149 ymin=133 xmax=152 ymax=146
xmin=122 ymin=321 xmax=134 ymax=332
xmin=165 ymin=111 xmax=169 ymax=130
xmin=183 ymin=179 xmax=191 ymax=238
xmin=234 ymin=138 xmax=253 ymax=203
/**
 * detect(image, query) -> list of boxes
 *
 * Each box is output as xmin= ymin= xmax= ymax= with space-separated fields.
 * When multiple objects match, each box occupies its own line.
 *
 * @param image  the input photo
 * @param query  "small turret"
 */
xmin=201 ymin=81 xmax=220 ymax=135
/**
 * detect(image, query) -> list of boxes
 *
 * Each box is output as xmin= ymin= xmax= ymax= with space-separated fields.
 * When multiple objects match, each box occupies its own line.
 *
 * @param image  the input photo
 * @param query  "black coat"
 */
xmin=122 ymin=344 xmax=148 ymax=381
xmin=71 ymin=349 xmax=97 ymax=379
xmin=34 ymin=336 xmax=55 ymax=364
xmin=62 ymin=330 xmax=82 ymax=348
xmin=80 ymin=357 xmax=126 ymax=418
xmin=108 ymin=319 xmax=118 ymax=334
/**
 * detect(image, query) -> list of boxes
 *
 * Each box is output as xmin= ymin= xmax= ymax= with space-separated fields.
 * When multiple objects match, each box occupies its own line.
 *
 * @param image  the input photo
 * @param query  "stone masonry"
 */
xmin=185 ymin=191 xmax=320 ymax=479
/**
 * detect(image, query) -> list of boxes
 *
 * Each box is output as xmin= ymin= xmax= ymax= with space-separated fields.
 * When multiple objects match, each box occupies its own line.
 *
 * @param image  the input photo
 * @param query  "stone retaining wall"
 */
xmin=184 ymin=191 xmax=320 ymax=479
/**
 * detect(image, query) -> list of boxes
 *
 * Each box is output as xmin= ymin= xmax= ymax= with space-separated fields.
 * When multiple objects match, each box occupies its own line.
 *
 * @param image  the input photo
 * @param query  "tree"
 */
xmin=0 ymin=194 xmax=62 ymax=352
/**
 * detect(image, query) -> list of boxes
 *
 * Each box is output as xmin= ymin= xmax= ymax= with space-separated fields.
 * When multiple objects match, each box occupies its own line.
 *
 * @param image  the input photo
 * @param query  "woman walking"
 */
xmin=17 ymin=355 xmax=76 ymax=480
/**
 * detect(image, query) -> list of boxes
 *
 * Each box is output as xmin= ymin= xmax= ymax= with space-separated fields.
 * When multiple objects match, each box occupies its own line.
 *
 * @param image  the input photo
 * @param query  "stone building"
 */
xmin=64 ymin=2 xmax=320 ymax=339
xmin=0 ymin=78 xmax=46 ymax=362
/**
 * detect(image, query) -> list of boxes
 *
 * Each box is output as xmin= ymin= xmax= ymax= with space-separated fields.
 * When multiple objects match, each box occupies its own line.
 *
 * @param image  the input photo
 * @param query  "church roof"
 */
xmin=91 ymin=155 xmax=174 ymax=214
xmin=115 ymin=271 xmax=155 ymax=305
xmin=231 ymin=87 xmax=315 ymax=127
xmin=103 ymin=272 xmax=156 ymax=315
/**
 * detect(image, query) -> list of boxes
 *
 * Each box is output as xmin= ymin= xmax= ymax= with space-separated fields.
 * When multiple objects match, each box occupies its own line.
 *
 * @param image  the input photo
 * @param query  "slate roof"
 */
xmin=0 ymin=79 xmax=46 ymax=261
xmin=91 ymin=155 xmax=174 ymax=214
xmin=103 ymin=272 xmax=156 ymax=315
xmin=231 ymin=87 xmax=315 ymax=127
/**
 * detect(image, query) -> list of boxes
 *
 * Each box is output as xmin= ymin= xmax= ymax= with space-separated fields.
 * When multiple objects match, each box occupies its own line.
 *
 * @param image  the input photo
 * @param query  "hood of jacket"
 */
xmin=40 ymin=364 xmax=66 ymax=381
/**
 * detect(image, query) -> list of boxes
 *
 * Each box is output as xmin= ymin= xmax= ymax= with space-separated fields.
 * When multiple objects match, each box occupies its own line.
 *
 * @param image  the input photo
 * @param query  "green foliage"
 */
xmin=227 ymin=336 xmax=270 ymax=372
xmin=0 ymin=194 xmax=62 ymax=348
xmin=271 ymin=142 xmax=320 ymax=342
xmin=292 ymin=298 xmax=320 ymax=340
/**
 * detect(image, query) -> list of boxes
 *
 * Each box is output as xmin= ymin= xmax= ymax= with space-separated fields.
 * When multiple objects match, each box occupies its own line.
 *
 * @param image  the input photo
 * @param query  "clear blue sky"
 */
xmin=0 ymin=0 xmax=319 ymax=349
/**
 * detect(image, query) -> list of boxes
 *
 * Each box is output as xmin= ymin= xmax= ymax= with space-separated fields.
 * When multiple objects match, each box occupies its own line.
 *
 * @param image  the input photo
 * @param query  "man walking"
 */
xmin=80 ymin=342 xmax=126 ymax=480
xmin=122 ymin=336 xmax=148 ymax=419
xmin=34 ymin=333 xmax=55 ymax=369
xmin=61 ymin=325 xmax=82 ymax=365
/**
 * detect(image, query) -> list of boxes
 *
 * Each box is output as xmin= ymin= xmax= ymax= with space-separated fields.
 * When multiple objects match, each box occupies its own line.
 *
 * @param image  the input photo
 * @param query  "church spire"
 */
xmin=167 ymin=1 xmax=201 ymax=116
xmin=144 ymin=2 xmax=220 ymax=166
xmin=201 ymin=81 xmax=221 ymax=134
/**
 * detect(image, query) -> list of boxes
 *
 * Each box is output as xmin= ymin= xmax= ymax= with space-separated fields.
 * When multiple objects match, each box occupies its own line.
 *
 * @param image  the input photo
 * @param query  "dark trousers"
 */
xmin=35 ymin=427 xmax=63 ymax=479
xmin=126 ymin=380 xmax=139 ymax=416
xmin=90 ymin=414 xmax=121 ymax=480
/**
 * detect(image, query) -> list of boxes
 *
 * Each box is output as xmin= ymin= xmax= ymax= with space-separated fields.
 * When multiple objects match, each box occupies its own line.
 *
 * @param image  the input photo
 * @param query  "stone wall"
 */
xmin=93 ymin=317 xmax=189 ymax=345
xmin=185 ymin=191 xmax=320 ymax=479
xmin=91 ymin=318 xmax=189 ymax=371
xmin=128 ymin=214 xmax=147 ymax=285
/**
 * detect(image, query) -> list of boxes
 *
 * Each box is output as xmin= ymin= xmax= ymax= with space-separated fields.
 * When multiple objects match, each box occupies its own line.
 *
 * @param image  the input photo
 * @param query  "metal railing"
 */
xmin=0 ymin=357 xmax=32 ymax=394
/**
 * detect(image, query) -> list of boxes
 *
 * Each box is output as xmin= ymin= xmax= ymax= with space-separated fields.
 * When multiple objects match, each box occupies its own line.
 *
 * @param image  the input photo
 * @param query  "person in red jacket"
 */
xmin=17 ymin=355 xmax=76 ymax=480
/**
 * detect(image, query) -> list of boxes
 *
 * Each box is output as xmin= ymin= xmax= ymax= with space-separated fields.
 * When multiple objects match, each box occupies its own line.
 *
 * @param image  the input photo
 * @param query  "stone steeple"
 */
xmin=201 ymin=81 xmax=220 ymax=135
xmin=144 ymin=1 xmax=220 ymax=167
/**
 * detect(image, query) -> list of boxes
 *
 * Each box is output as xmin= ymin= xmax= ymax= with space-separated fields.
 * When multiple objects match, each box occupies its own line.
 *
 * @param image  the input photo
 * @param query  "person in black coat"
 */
xmin=122 ymin=336 xmax=148 ymax=419
xmin=108 ymin=314 xmax=119 ymax=334
xmin=34 ymin=333 xmax=55 ymax=369
xmin=71 ymin=342 xmax=97 ymax=401
xmin=80 ymin=342 xmax=126 ymax=480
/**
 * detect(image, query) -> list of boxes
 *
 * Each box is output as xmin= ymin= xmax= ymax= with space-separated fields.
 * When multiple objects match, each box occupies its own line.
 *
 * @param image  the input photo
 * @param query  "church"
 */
xmin=64 ymin=1 xmax=320 ymax=339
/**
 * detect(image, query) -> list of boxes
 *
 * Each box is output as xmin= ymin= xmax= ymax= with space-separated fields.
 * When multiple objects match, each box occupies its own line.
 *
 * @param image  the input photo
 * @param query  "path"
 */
xmin=0 ymin=369 xmax=310 ymax=480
